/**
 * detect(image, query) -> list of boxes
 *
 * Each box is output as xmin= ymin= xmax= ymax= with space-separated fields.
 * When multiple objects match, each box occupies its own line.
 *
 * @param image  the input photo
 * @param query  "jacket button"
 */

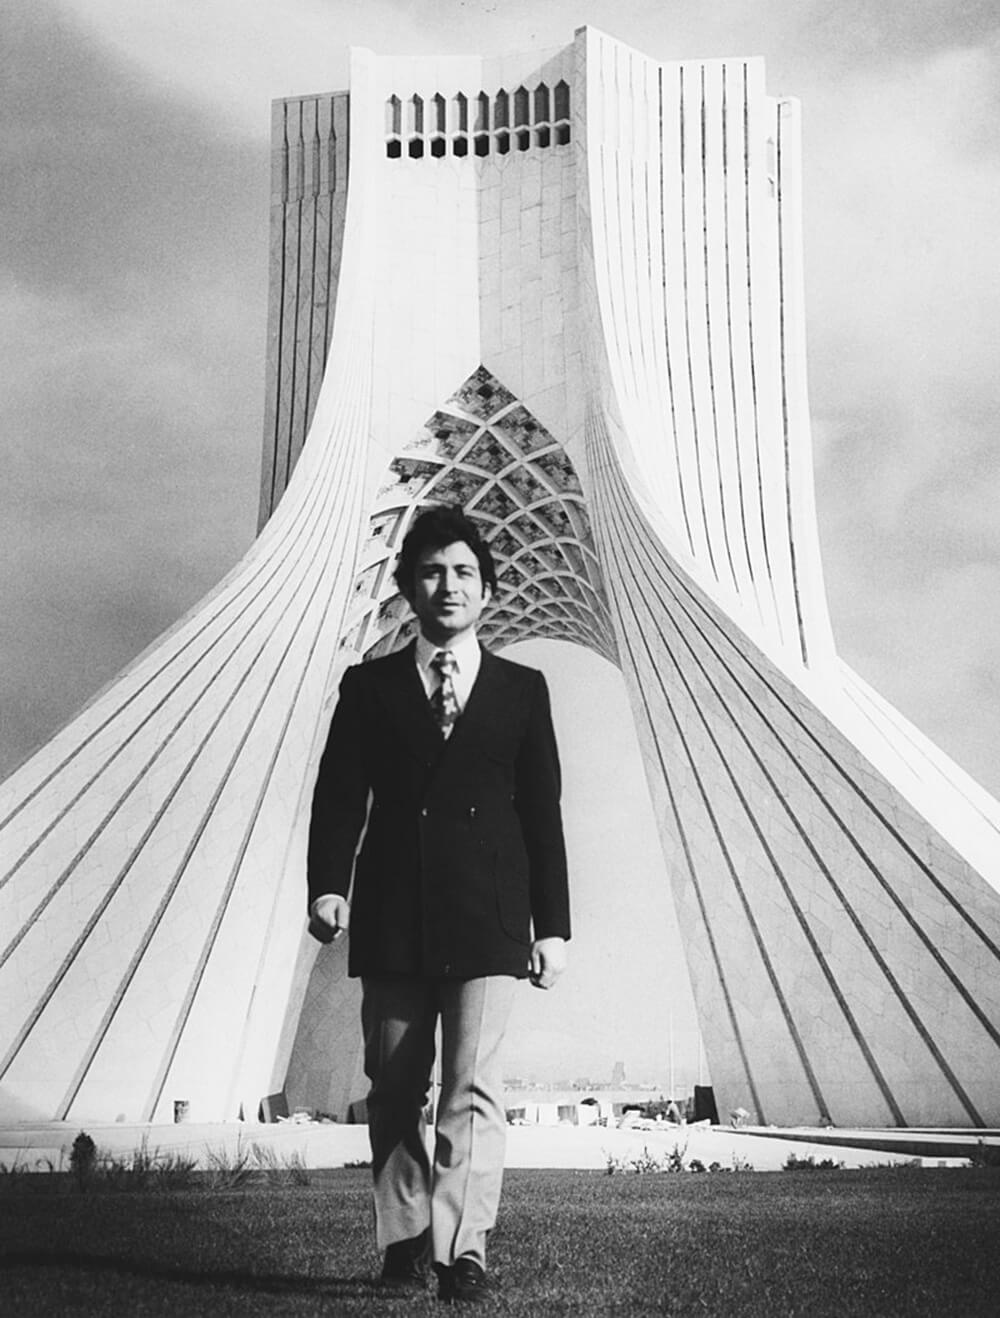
xmin=421 ymin=807 xmax=428 ymax=817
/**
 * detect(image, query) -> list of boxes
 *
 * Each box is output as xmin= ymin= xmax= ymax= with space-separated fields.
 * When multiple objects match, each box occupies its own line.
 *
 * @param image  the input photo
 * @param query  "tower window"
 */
xmin=383 ymin=81 xmax=572 ymax=161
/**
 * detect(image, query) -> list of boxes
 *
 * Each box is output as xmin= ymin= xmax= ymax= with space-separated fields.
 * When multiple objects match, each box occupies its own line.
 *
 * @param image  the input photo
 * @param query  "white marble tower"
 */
xmin=2 ymin=27 xmax=999 ymax=1129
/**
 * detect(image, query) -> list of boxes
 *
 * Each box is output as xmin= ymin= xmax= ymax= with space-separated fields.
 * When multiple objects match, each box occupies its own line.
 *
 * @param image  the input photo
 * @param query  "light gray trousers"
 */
xmin=361 ymin=975 xmax=517 ymax=1268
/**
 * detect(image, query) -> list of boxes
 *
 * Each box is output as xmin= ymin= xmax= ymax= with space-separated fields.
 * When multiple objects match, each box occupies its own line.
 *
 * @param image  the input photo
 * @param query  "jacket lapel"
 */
xmin=371 ymin=642 xmax=511 ymax=768
xmin=443 ymin=647 xmax=510 ymax=756
xmin=371 ymin=641 xmax=443 ymax=761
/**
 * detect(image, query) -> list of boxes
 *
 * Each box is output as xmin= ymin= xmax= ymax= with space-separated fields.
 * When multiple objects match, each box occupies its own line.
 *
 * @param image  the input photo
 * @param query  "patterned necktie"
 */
xmin=430 ymin=650 xmax=460 ymax=736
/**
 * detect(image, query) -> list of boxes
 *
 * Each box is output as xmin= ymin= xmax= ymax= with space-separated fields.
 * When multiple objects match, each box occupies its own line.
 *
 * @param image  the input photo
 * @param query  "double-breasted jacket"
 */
xmin=307 ymin=642 xmax=570 ymax=979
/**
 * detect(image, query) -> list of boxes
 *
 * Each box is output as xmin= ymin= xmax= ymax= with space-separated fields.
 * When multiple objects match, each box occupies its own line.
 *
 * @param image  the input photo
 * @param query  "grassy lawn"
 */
xmin=2 ymin=1167 xmax=999 ymax=1315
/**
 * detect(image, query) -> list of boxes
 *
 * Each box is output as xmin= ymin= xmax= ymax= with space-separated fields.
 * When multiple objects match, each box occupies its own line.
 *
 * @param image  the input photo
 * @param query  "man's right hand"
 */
xmin=308 ymin=894 xmax=350 ymax=944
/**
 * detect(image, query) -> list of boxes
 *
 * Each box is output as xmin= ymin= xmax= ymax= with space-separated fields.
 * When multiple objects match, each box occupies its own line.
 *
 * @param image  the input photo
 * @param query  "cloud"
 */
xmin=50 ymin=0 xmax=505 ymax=136
xmin=799 ymin=39 xmax=1000 ymax=796
xmin=0 ymin=8 xmax=264 ymax=773
xmin=56 ymin=0 xmax=1000 ymax=141
xmin=806 ymin=42 xmax=1000 ymax=446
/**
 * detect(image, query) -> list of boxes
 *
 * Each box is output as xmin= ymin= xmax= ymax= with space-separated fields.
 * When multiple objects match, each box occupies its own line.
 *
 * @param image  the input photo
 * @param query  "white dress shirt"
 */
xmin=414 ymin=630 xmax=482 ymax=724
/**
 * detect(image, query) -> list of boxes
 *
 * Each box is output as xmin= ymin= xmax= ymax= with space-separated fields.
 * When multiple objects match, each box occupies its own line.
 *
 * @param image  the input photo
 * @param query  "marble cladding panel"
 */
xmin=367 ymin=160 xmax=482 ymax=478
xmin=63 ymin=515 xmax=362 ymax=1121
xmin=284 ymin=939 xmax=366 ymax=1118
xmin=260 ymin=92 xmax=350 ymax=526
xmin=586 ymin=45 xmax=809 ymax=660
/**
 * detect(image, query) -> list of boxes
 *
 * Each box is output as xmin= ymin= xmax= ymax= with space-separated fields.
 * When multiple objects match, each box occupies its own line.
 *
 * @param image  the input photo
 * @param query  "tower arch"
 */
xmin=344 ymin=366 xmax=615 ymax=665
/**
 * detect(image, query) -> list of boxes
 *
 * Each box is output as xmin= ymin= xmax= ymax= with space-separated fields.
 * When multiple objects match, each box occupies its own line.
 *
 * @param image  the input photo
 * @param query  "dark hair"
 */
xmin=393 ymin=505 xmax=497 ymax=597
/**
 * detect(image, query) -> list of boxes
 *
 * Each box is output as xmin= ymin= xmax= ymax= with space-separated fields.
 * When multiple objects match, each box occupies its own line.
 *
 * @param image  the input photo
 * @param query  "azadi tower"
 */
xmin=2 ymin=28 xmax=999 ymax=1130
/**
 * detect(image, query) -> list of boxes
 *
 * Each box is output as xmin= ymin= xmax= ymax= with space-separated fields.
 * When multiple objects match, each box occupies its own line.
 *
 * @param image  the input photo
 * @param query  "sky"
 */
xmin=2 ymin=0 xmax=999 ymax=1090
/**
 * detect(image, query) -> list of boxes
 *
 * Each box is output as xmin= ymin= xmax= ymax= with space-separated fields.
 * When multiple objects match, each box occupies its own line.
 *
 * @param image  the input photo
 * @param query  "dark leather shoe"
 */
xmin=380 ymin=1230 xmax=429 ymax=1290
xmin=437 ymin=1256 xmax=491 ymax=1304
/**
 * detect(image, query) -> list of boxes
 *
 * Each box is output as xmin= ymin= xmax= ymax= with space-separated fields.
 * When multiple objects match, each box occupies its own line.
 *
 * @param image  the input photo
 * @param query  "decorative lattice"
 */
xmin=344 ymin=367 xmax=616 ymax=662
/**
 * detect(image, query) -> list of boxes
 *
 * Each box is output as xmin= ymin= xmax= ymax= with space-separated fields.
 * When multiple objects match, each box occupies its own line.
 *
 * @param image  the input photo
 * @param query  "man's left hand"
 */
xmin=529 ymin=937 xmax=567 ymax=990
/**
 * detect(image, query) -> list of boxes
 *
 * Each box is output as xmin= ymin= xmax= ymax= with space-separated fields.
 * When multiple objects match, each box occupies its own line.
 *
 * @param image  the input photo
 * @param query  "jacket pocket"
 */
xmin=494 ymin=837 xmax=531 ymax=944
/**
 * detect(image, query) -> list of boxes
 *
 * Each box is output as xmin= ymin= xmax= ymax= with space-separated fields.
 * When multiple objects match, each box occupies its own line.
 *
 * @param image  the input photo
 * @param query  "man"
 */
xmin=307 ymin=504 xmax=570 ymax=1304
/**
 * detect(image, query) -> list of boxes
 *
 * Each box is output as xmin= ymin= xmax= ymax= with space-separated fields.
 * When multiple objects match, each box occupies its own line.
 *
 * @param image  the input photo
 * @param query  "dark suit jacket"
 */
xmin=307 ymin=642 xmax=570 ymax=980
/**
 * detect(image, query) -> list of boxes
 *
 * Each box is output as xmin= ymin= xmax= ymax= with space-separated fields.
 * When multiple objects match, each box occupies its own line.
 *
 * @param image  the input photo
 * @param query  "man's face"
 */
xmin=406 ymin=540 xmax=492 ymax=646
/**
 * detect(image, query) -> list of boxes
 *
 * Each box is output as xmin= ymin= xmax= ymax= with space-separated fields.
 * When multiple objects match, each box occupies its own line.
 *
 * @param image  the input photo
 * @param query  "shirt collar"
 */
xmin=415 ymin=629 xmax=480 ymax=676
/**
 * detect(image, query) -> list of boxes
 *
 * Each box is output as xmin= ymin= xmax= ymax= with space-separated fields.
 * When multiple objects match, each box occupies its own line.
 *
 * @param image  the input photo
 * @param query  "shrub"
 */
xmin=100 ymin=1136 xmax=158 ymax=1191
xmin=862 ymin=1158 xmax=923 ymax=1171
xmin=664 ymin=1142 xmax=688 ymax=1173
xmin=0 ymin=1156 xmax=30 ymax=1187
xmin=783 ymin=1152 xmax=844 ymax=1171
xmin=283 ymin=1150 xmax=311 ymax=1186
xmin=154 ymin=1150 xmax=199 ymax=1189
xmin=250 ymin=1142 xmax=311 ymax=1186
xmin=70 ymin=1132 xmax=98 ymax=1191
xmin=206 ymin=1138 xmax=255 ymax=1191
xmin=630 ymin=1145 xmax=666 ymax=1174
xmin=251 ymin=1142 xmax=279 ymax=1172
xmin=970 ymin=1141 xmax=1000 ymax=1169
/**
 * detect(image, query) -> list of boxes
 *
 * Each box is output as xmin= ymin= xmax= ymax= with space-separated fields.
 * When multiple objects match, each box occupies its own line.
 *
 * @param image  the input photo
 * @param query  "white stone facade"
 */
xmin=2 ymin=27 xmax=999 ymax=1128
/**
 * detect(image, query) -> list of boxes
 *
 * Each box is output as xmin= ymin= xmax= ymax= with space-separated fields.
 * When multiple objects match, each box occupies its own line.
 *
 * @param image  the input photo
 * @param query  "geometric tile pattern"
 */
xmin=341 ymin=365 xmax=616 ymax=665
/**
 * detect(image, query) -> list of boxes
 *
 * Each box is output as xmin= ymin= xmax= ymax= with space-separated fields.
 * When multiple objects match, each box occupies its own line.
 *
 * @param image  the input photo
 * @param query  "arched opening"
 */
xmin=283 ymin=366 xmax=701 ymax=1119
xmin=338 ymin=365 xmax=615 ymax=663
xmin=500 ymin=637 xmax=700 ymax=1097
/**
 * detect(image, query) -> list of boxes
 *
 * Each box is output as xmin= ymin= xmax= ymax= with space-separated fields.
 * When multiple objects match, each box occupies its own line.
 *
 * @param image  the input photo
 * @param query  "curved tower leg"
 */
xmin=575 ymin=31 xmax=1000 ymax=1126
